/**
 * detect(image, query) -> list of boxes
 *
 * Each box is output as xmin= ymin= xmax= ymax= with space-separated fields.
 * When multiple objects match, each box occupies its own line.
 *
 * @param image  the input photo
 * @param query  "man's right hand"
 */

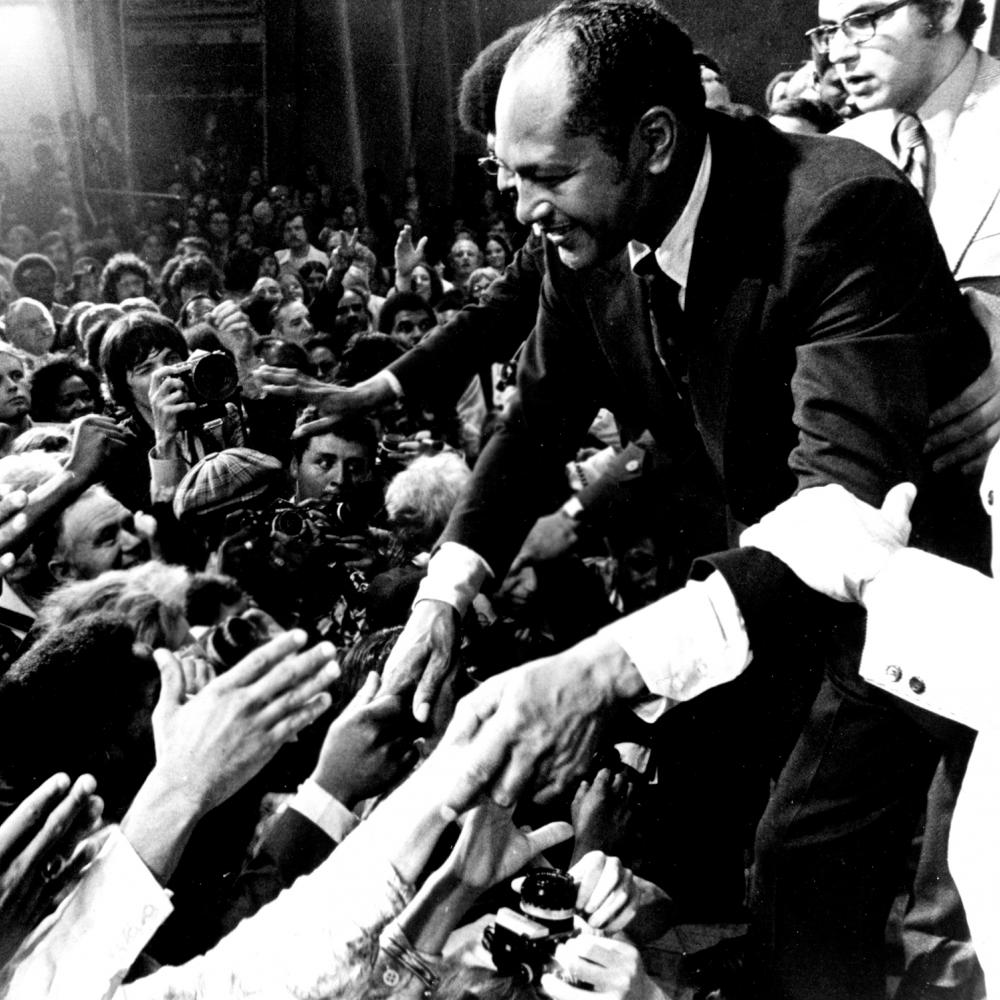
xmin=64 ymin=415 xmax=133 ymax=485
xmin=257 ymin=365 xmax=363 ymax=413
xmin=380 ymin=599 xmax=460 ymax=724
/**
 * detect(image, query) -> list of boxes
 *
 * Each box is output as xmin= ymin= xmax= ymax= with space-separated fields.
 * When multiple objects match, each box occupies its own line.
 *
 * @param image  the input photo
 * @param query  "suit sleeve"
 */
xmin=707 ymin=171 xmax=989 ymax=640
xmin=387 ymin=237 xmax=546 ymax=410
xmin=437 ymin=264 xmax=613 ymax=577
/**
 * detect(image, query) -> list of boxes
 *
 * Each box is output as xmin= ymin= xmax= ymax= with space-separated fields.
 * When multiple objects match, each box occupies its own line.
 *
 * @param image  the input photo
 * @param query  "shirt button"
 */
xmin=383 ymin=968 xmax=400 ymax=987
xmin=909 ymin=677 xmax=926 ymax=695
xmin=625 ymin=459 xmax=640 ymax=472
xmin=885 ymin=665 xmax=903 ymax=682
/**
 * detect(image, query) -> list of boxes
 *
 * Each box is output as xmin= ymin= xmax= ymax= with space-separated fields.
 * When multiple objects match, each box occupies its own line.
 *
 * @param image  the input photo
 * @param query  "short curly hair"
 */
xmin=99 ymin=252 xmax=153 ymax=304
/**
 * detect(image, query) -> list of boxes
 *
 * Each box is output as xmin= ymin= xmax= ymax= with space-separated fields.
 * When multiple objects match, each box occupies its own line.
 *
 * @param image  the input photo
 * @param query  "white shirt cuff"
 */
xmin=598 ymin=571 xmax=751 ymax=720
xmin=289 ymin=779 xmax=360 ymax=843
xmin=2 ymin=826 xmax=173 ymax=1000
xmin=379 ymin=369 xmax=404 ymax=400
xmin=414 ymin=542 xmax=492 ymax=616
xmin=859 ymin=548 xmax=1000 ymax=730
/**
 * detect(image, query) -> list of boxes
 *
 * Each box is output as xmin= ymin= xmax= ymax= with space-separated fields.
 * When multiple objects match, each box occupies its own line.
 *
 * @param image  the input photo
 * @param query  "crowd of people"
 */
xmin=0 ymin=0 xmax=997 ymax=998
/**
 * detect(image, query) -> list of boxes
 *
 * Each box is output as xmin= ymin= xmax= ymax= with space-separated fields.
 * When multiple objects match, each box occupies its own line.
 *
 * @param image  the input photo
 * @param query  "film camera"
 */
xmin=173 ymin=350 xmax=239 ymax=426
xmin=216 ymin=469 xmax=383 ymax=628
xmin=484 ymin=869 xmax=581 ymax=985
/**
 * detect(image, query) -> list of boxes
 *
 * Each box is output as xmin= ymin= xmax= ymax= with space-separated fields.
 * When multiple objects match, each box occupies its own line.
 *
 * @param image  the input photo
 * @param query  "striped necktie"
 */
xmin=892 ymin=113 xmax=929 ymax=201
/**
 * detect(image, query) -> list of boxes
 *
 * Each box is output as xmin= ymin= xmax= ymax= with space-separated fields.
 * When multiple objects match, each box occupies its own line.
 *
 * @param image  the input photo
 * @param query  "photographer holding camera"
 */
xmin=99 ymin=310 xmax=244 ymax=513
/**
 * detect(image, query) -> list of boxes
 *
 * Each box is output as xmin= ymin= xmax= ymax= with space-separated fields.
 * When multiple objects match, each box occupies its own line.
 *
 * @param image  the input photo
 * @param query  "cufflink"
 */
xmin=908 ymin=676 xmax=926 ymax=695
xmin=885 ymin=665 xmax=902 ymax=682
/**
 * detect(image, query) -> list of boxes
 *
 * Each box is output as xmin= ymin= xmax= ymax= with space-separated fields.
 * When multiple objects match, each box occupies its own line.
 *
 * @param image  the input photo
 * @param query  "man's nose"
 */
xmin=827 ymin=27 xmax=859 ymax=64
xmin=513 ymin=178 xmax=553 ymax=228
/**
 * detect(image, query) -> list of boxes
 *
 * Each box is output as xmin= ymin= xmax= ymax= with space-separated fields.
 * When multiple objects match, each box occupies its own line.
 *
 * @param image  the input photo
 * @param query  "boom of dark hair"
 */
xmin=29 ymin=355 xmax=101 ymax=422
xmin=517 ymin=0 xmax=705 ymax=162
xmin=100 ymin=310 xmax=188 ymax=413
xmin=98 ymin=252 xmax=153 ymax=304
xmin=377 ymin=291 xmax=435 ymax=333
xmin=291 ymin=407 xmax=378 ymax=461
xmin=457 ymin=20 xmax=539 ymax=138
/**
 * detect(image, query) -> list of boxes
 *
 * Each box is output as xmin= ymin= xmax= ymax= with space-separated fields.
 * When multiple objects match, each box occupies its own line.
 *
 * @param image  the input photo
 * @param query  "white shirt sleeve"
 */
xmin=118 ymin=820 xmax=414 ymax=1000
xmin=0 ymin=826 xmax=173 ymax=1000
xmin=413 ymin=542 xmax=493 ymax=616
xmin=598 ymin=571 xmax=752 ymax=721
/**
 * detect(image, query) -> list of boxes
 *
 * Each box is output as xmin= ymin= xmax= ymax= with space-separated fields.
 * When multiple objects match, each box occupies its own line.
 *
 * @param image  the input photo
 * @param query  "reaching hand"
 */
xmin=0 ymin=488 xmax=29 ymax=578
xmin=739 ymin=482 xmax=916 ymax=603
xmin=508 ymin=510 xmax=580 ymax=575
xmin=437 ymin=633 xmax=642 ymax=813
xmin=310 ymin=672 xmax=420 ymax=809
xmin=570 ymin=768 xmax=637 ymax=864
xmin=394 ymin=224 xmax=428 ymax=282
xmin=150 ymin=630 xmax=340 ymax=813
xmin=542 ymin=936 xmax=667 ymax=1000
xmin=445 ymin=800 xmax=572 ymax=892
xmin=210 ymin=301 xmax=257 ymax=361
xmin=381 ymin=599 xmax=461 ymax=724
xmin=256 ymin=365 xmax=362 ymax=413
xmin=64 ymin=415 xmax=134 ymax=485
xmin=329 ymin=229 xmax=360 ymax=274
xmin=0 ymin=773 xmax=105 ymax=968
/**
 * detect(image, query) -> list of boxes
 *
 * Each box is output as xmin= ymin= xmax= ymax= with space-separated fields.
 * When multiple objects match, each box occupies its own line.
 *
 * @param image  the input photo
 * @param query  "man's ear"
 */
xmin=637 ymin=107 xmax=676 ymax=176
xmin=933 ymin=0 xmax=964 ymax=35
xmin=48 ymin=554 xmax=71 ymax=584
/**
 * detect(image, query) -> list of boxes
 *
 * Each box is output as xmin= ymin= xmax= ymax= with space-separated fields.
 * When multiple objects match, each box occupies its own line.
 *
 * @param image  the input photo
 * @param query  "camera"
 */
xmin=173 ymin=350 xmax=239 ymax=426
xmin=484 ymin=869 xmax=580 ymax=985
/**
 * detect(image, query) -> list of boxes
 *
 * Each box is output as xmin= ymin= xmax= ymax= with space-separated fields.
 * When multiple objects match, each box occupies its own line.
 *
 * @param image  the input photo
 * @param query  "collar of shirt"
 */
xmin=914 ymin=43 xmax=979 ymax=188
xmin=628 ymin=136 xmax=712 ymax=309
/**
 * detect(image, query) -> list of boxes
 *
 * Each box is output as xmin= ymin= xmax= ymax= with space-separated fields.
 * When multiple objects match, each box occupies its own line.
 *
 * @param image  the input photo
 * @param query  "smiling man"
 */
xmin=381 ymin=2 xmax=991 ymax=997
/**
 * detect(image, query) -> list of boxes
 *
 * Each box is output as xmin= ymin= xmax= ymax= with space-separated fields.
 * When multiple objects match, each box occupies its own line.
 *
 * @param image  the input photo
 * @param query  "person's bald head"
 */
xmin=4 ymin=298 xmax=56 ymax=356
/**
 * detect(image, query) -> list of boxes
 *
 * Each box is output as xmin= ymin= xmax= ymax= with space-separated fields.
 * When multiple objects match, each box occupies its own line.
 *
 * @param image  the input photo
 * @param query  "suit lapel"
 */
xmin=930 ymin=51 xmax=1000 ymax=273
xmin=684 ymin=116 xmax=775 ymax=473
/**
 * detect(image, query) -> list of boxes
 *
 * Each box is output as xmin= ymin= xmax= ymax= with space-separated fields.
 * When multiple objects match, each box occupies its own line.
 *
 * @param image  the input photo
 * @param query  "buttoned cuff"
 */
xmin=414 ymin=542 xmax=492 ymax=616
xmin=290 ymin=779 xmax=360 ymax=843
xmin=598 ymin=571 xmax=751 ymax=721
xmin=859 ymin=548 xmax=999 ymax=730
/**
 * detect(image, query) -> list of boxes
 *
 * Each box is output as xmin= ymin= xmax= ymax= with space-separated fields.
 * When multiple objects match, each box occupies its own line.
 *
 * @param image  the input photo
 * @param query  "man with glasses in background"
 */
xmin=807 ymin=2 xmax=998 ymax=994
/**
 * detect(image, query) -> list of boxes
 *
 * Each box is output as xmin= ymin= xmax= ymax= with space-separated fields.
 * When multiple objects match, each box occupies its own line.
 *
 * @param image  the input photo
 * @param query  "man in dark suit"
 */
xmin=378 ymin=2 xmax=987 ymax=995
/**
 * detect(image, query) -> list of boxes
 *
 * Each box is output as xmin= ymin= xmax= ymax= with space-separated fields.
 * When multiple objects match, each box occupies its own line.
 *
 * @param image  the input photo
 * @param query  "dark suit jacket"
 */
xmin=388 ymin=233 xmax=546 ymax=408
xmin=441 ymin=111 xmax=989 ymax=664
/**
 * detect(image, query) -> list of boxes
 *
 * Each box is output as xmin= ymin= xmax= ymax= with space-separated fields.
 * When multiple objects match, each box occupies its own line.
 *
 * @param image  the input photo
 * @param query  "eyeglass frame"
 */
xmin=804 ymin=0 xmax=917 ymax=55
xmin=477 ymin=155 xmax=505 ymax=177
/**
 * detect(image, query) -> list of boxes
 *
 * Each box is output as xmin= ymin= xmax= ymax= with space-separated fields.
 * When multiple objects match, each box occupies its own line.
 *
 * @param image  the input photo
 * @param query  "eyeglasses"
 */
xmin=804 ymin=0 xmax=915 ymax=54
xmin=477 ymin=155 xmax=504 ymax=177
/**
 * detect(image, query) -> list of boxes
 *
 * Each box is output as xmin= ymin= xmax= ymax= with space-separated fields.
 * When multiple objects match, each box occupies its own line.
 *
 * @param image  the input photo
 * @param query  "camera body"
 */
xmin=173 ymin=350 xmax=239 ymax=426
xmin=484 ymin=869 xmax=580 ymax=985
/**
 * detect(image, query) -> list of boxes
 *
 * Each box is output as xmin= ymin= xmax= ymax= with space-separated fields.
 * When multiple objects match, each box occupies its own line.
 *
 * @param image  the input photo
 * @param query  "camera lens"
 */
xmin=272 ymin=509 xmax=305 ymax=536
xmin=519 ymin=870 xmax=576 ymax=929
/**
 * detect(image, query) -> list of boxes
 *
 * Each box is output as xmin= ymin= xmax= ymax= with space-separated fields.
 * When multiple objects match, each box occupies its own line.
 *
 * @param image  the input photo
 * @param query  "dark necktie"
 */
xmin=642 ymin=266 xmax=690 ymax=405
xmin=892 ymin=113 xmax=929 ymax=201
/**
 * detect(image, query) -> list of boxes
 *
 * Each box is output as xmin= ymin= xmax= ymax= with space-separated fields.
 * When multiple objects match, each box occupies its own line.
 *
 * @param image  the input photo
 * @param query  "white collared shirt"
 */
xmin=628 ymin=137 xmax=713 ymax=309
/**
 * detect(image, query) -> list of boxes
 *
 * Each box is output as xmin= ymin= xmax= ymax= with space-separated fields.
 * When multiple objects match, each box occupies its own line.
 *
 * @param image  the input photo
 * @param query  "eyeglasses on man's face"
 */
xmin=805 ymin=0 xmax=916 ymax=54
